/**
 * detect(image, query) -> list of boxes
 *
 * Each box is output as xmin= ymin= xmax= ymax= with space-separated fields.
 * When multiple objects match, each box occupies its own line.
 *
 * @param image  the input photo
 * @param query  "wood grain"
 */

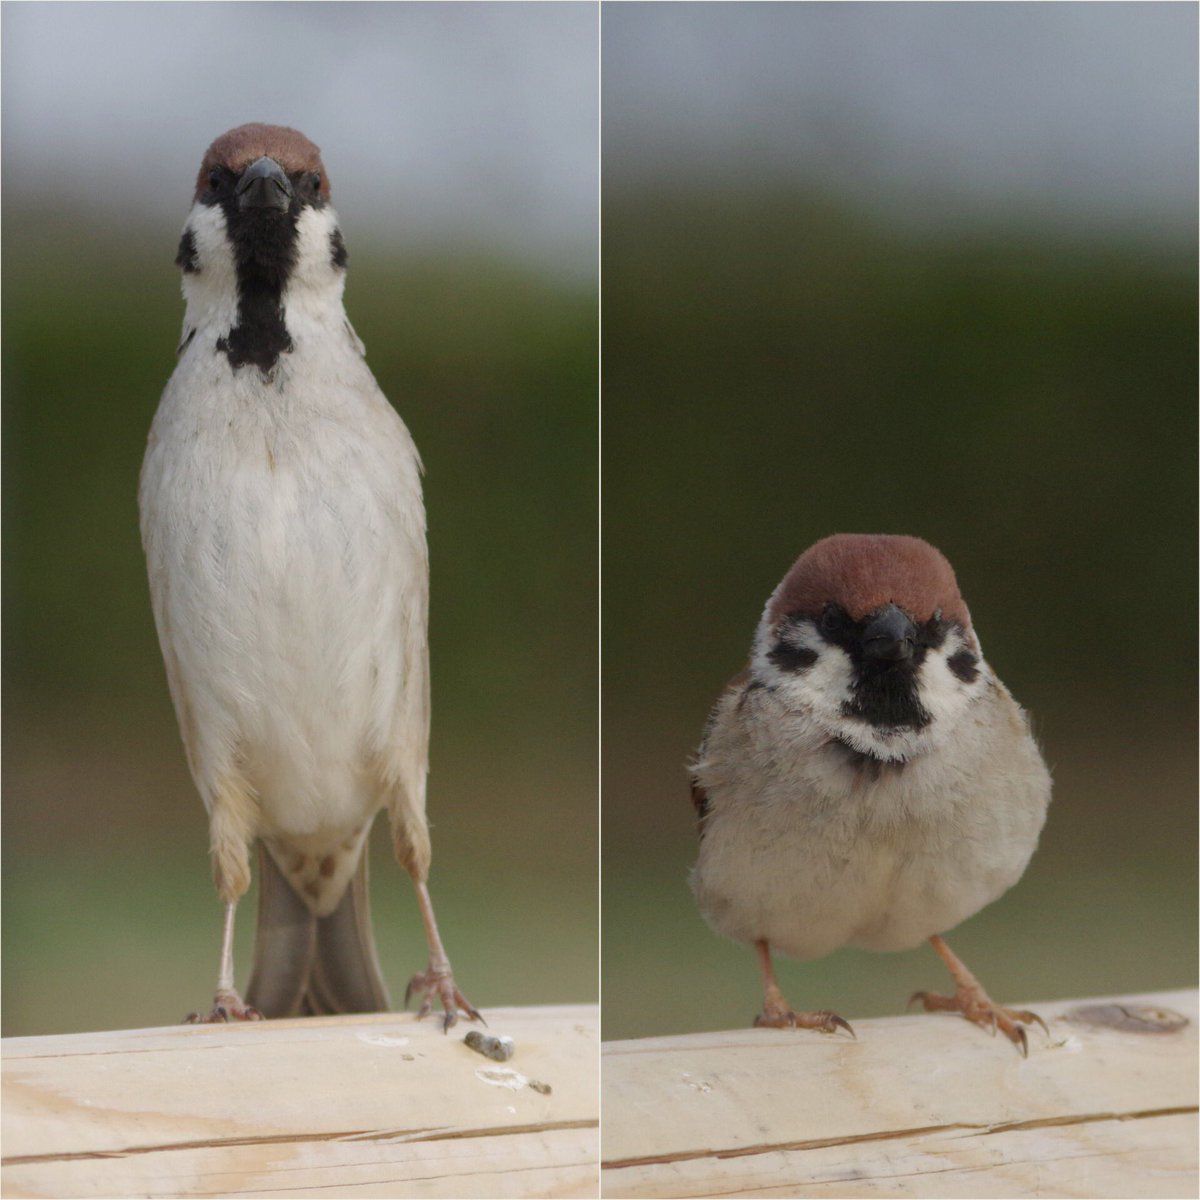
xmin=601 ymin=989 xmax=1197 ymax=1199
xmin=2 ymin=1004 xmax=599 ymax=1199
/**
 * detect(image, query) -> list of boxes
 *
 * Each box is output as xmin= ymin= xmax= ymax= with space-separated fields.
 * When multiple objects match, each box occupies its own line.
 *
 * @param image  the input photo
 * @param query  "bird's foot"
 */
xmin=754 ymin=985 xmax=855 ymax=1037
xmin=185 ymin=987 xmax=263 ymax=1024
xmin=405 ymin=960 xmax=483 ymax=1032
xmin=754 ymin=1007 xmax=856 ymax=1036
xmin=909 ymin=985 xmax=1046 ymax=1055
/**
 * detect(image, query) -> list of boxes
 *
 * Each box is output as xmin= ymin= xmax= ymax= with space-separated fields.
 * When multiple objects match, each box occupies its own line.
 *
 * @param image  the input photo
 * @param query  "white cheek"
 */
xmin=291 ymin=206 xmax=343 ymax=286
xmin=748 ymin=615 xmax=988 ymax=762
xmin=183 ymin=204 xmax=237 ymax=288
xmin=794 ymin=642 xmax=851 ymax=707
xmin=180 ymin=204 xmax=238 ymax=333
xmin=751 ymin=621 xmax=853 ymax=711
xmin=916 ymin=637 xmax=986 ymax=730
xmin=919 ymin=654 xmax=969 ymax=725
xmin=284 ymin=206 xmax=347 ymax=330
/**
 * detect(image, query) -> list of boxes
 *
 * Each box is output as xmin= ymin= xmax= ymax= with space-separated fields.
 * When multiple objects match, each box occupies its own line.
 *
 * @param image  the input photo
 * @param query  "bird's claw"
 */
xmin=755 ymin=1006 xmax=855 ymax=1039
xmin=405 ymin=964 xmax=483 ymax=1032
xmin=828 ymin=1013 xmax=857 ymax=1039
xmin=1014 ymin=1023 xmax=1028 ymax=1057
xmin=910 ymin=986 xmax=1044 ymax=1055
xmin=185 ymin=989 xmax=262 ymax=1024
xmin=1012 ymin=1008 xmax=1049 ymax=1036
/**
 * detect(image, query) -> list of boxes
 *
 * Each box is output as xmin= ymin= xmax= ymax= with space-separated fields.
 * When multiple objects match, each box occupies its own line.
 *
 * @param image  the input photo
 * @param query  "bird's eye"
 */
xmin=917 ymin=609 xmax=949 ymax=649
xmin=309 ymin=172 xmax=321 ymax=191
xmin=819 ymin=604 xmax=844 ymax=636
xmin=207 ymin=168 xmax=223 ymax=191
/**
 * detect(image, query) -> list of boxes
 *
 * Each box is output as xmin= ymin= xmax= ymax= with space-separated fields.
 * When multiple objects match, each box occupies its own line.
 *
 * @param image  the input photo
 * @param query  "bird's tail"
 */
xmin=245 ymin=841 xmax=392 ymax=1017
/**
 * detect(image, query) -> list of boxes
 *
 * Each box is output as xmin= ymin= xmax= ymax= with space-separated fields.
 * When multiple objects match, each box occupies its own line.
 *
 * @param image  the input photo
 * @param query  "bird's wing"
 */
xmin=690 ymin=666 xmax=752 ymax=839
xmin=690 ymin=776 xmax=711 ymax=839
xmin=363 ymin=395 xmax=434 ymax=881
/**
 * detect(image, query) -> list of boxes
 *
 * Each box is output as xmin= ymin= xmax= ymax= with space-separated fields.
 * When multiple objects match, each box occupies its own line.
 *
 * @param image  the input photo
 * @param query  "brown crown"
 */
xmin=195 ymin=123 xmax=330 ymax=202
xmin=768 ymin=534 xmax=971 ymax=628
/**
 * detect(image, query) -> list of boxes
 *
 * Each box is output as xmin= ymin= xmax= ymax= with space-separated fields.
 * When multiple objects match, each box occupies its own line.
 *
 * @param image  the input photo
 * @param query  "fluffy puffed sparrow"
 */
xmin=139 ymin=124 xmax=479 ymax=1028
xmin=690 ymin=534 xmax=1051 ymax=1052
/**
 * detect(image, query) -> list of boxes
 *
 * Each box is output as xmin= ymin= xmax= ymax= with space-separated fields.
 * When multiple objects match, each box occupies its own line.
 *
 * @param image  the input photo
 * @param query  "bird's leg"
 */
xmin=910 ymin=934 xmax=1046 ymax=1055
xmin=185 ymin=900 xmax=262 ymax=1023
xmin=404 ymin=878 xmax=482 ymax=1032
xmin=752 ymin=939 xmax=854 ymax=1037
xmin=186 ymin=785 xmax=261 ymax=1023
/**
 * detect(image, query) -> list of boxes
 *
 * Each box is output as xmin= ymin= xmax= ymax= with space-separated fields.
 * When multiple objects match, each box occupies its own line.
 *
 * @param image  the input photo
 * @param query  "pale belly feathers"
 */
xmin=140 ymin=339 xmax=426 ymax=842
xmin=691 ymin=680 xmax=1050 ymax=960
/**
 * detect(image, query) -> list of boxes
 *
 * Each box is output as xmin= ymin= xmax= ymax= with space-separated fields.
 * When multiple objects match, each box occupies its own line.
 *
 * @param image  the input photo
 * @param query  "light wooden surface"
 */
xmin=602 ymin=989 xmax=1198 ymax=1199
xmin=2 ymin=1004 xmax=598 ymax=1199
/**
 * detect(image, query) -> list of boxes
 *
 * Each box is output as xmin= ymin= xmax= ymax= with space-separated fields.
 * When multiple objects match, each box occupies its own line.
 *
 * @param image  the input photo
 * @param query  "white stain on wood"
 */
xmin=2 ymin=1004 xmax=598 ymax=1199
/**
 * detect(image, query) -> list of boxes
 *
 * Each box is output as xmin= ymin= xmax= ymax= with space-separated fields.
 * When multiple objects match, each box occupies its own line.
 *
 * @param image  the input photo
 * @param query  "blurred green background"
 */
xmin=2 ymin=221 xmax=598 ymax=1036
xmin=2 ymin=219 xmax=598 ymax=1037
xmin=4 ymin=1 xmax=1198 ymax=1051
xmin=601 ymin=6 xmax=1197 ymax=1041
xmin=2 ymin=3 xmax=598 ymax=1037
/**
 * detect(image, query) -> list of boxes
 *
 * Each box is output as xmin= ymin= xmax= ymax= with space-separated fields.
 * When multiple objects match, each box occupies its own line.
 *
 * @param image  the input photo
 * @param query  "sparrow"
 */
xmin=139 ymin=123 xmax=479 ymax=1028
xmin=689 ymin=534 xmax=1051 ymax=1052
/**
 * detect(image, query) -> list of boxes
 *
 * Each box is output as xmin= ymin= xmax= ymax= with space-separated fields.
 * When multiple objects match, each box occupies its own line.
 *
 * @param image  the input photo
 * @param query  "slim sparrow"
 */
xmin=140 ymin=124 xmax=478 ymax=1028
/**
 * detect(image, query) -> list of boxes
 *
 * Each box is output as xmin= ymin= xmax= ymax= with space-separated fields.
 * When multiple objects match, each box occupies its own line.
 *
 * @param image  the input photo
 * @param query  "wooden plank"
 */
xmin=601 ymin=989 xmax=1197 ymax=1199
xmin=1 ymin=1128 xmax=598 ymax=1199
xmin=603 ymin=1113 xmax=1196 ymax=1199
xmin=2 ymin=1004 xmax=598 ymax=1199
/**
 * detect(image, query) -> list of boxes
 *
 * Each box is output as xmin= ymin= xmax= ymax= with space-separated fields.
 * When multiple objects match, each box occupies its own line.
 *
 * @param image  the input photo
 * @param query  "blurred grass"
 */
xmin=3 ymin=704 xmax=596 ymax=1034
xmin=600 ymin=183 xmax=1197 ymax=1040
xmin=4 ymin=185 xmax=1197 ymax=1042
xmin=2 ymin=209 xmax=597 ymax=1036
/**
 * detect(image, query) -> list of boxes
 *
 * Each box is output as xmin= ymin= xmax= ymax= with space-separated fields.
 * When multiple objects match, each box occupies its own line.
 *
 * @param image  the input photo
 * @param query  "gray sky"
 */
xmin=604 ymin=2 xmax=1197 ymax=243
xmin=3 ymin=2 xmax=1195 ymax=272
xmin=2 ymin=2 xmax=598 ymax=278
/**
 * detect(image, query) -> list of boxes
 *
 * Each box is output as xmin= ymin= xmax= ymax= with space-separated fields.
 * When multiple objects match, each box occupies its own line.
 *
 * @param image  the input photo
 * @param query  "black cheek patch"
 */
xmin=176 ymin=229 xmax=199 ymax=273
xmin=331 ymin=227 xmax=348 ymax=270
xmin=947 ymin=649 xmax=980 ymax=683
xmin=768 ymin=642 xmax=818 ymax=672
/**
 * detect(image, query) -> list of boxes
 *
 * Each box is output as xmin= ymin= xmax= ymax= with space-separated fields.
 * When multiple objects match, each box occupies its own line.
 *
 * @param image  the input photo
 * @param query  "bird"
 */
xmin=689 ymin=533 xmax=1051 ymax=1053
xmin=139 ymin=123 xmax=479 ymax=1028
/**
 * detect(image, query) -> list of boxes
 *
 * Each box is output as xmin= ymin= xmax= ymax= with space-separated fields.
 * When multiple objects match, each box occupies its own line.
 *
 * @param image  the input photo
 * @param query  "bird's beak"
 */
xmin=236 ymin=157 xmax=293 ymax=212
xmin=862 ymin=604 xmax=917 ymax=662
